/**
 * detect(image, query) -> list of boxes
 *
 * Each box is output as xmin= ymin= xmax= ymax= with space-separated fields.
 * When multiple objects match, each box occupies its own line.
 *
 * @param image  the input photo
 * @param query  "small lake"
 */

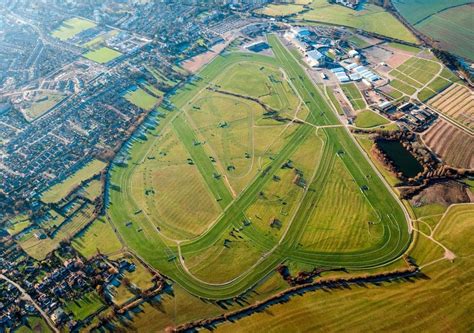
xmin=377 ymin=140 xmax=423 ymax=178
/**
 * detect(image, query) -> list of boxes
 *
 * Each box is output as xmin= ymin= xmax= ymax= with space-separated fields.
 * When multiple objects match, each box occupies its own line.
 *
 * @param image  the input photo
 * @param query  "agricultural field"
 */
xmin=428 ymin=84 xmax=473 ymax=130
xmin=355 ymin=109 xmax=390 ymax=128
xmin=392 ymin=0 xmax=474 ymax=60
xmin=422 ymin=120 xmax=474 ymax=169
xmin=297 ymin=0 xmax=418 ymax=43
xmin=123 ymin=87 xmax=159 ymax=110
xmin=51 ymin=17 xmax=96 ymax=41
xmin=83 ymin=46 xmax=122 ymax=64
xmin=340 ymin=83 xmax=365 ymax=110
xmin=106 ymin=34 xmax=411 ymax=301
xmin=41 ymin=159 xmax=106 ymax=203
xmin=216 ymin=204 xmax=474 ymax=332
xmin=387 ymin=55 xmax=458 ymax=101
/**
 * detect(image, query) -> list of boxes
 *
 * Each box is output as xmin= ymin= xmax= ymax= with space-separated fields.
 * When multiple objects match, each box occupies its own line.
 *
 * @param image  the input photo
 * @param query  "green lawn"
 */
xmin=6 ymin=215 xmax=31 ymax=236
xmin=65 ymin=291 xmax=105 ymax=321
xmin=341 ymin=83 xmax=365 ymax=110
xmin=41 ymin=159 xmax=106 ymax=203
xmin=51 ymin=17 xmax=96 ymax=41
xmin=72 ymin=218 xmax=122 ymax=259
xmin=83 ymin=47 xmax=122 ymax=64
xmin=355 ymin=109 xmax=390 ymax=128
xmin=124 ymin=87 xmax=159 ymax=110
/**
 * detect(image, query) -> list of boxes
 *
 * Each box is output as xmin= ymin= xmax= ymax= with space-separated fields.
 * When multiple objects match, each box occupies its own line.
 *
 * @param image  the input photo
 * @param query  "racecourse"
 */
xmin=106 ymin=34 xmax=412 ymax=299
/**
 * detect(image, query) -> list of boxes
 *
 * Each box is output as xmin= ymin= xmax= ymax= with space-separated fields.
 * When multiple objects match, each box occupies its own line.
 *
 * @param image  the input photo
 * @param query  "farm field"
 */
xmin=392 ymin=0 xmax=474 ymax=60
xmin=41 ymin=159 xmax=106 ymax=203
xmin=297 ymin=0 xmax=417 ymax=43
xmin=428 ymin=84 xmax=473 ymax=130
xmin=123 ymin=87 xmax=159 ymax=110
xmin=216 ymin=204 xmax=474 ymax=332
xmin=340 ymin=83 xmax=365 ymax=110
xmin=106 ymin=34 xmax=411 ymax=300
xmin=422 ymin=120 xmax=474 ymax=169
xmin=416 ymin=4 xmax=474 ymax=61
xmin=83 ymin=46 xmax=122 ymax=64
xmin=51 ymin=17 xmax=96 ymax=41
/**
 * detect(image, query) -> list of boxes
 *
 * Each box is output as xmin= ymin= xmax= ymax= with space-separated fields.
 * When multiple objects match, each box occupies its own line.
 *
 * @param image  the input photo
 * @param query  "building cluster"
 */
xmin=0 ymin=234 xmax=139 ymax=331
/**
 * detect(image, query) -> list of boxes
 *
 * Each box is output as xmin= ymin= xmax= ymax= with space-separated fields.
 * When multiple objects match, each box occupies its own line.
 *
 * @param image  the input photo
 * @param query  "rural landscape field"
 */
xmin=0 ymin=0 xmax=472 ymax=332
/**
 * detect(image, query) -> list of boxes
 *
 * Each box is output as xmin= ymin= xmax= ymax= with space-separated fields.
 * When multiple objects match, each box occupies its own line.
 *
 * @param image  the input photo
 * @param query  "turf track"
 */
xmin=107 ymin=35 xmax=412 ymax=299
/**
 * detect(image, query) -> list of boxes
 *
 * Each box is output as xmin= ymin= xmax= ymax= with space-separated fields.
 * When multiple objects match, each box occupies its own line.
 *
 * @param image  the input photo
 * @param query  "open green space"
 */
xmin=65 ymin=291 xmax=105 ymax=321
xmin=106 ymin=34 xmax=410 ymax=300
xmin=41 ymin=159 xmax=106 ymax=203
xmin=297 ymin=0 xmax=418 ymax=43
xmin=6 ymin=215 xmax=31 ymax=236
xmin=340 ymin=83 xmax=365 ymax=110
xmin=124 ymin=87 xmax=159 ymax=110
xmin=51 ymin=17 xmax=96 ymax=41
xmin=216 ymin=204 xmax=473 ymax=332
xmin=393 ymin=0 xmax=474 ymax=60
xmin=72 ymin=218 xmax=122 ymax=259
xmin=83 ymin=46 xmax=122 ymax=64
xmin=23 ymin=92 xmax=66 ymax=120
xmin=355 ymin=109 xmax=390 ymax=128
xmin=19 ymin=203 xmax=96 ymax=260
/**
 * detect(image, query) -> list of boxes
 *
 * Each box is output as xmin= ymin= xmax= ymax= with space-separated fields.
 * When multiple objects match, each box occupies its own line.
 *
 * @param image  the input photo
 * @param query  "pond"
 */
xmin=377 ymin=139 xmax=423 ymax=178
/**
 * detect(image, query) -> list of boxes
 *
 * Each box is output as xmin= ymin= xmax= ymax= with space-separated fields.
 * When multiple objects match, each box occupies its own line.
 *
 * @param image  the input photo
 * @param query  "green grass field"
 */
xmin=72 ymin=218 xmax=122 ymax=259
xmin=84 ymin=47 xmax=122 ymax=64
xmin=124 ymin=87 xmax=159 ymax=110
xmin=355 ymin=110 xmax=390 ymax=128
xmin=105 ymin=34 xmax=410 ymax=300
xmin=23 ymin=92 xmax=66 ymax=120
xmin=392 ymin=1 xmax=473 ymax=60
xmin=257 ymin=4 xmax=306 ymax=17
xmin=19 ymin=204 xmax=96 ymax=260
xmin=340 ymin=83 xmax=365 ymax=110
xmin=215 ymin=204 xmax=473 ymax=332
xmin=51 ymin=17 xmax=96 ymax=41
xmin=298 ymin=0 xmax=417 ymax=43
xmin=65 ymin=291 xmax=105 ymax=321
xmin=6 ymin=215 xmax=31 ymax=236
xmin=41 ymin=159 xmax=106 ymax=203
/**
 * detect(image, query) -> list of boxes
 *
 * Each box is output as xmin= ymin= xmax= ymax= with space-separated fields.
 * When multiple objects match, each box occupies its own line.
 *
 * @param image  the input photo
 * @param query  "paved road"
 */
xmin=0 ymin=274 xmax=59 ymax=333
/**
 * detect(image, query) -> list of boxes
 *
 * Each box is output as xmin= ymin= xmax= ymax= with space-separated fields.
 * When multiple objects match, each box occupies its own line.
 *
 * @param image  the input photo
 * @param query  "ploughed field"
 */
xmin=107 ymin=35 xmax=411 ymax=299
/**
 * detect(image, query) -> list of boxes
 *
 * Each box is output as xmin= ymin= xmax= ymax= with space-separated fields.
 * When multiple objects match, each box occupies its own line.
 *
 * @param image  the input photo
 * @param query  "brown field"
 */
xmin=182 ymin=38 xmax=231 ymax=73
xmin=422 ymin=120 xmax=474 ymax=169
xmin=428 ymin=84 xmax=474 ymax=130
xmin=385 ymin=52 xmax=412 ymax=68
